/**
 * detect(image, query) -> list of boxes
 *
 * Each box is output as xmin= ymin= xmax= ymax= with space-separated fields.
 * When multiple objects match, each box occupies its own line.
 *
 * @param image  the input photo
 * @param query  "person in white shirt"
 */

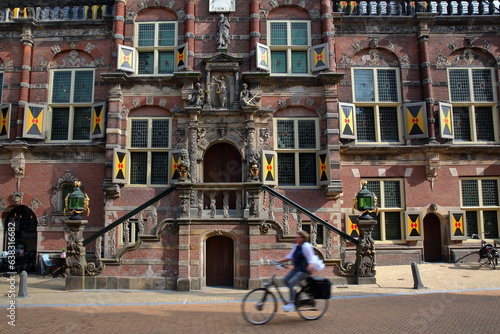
xmin=276 ymin=230 xmax=315 ymax=312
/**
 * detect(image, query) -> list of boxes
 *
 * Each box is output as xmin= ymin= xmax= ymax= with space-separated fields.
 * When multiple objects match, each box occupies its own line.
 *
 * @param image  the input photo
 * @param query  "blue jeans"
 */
xmin=283 ymin=269 xmax=308 ymax=303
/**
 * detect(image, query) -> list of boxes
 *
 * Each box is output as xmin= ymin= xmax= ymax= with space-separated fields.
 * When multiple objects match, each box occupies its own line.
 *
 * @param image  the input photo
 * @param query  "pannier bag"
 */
xmin=306 ymin=277 xmax=331 ymax=299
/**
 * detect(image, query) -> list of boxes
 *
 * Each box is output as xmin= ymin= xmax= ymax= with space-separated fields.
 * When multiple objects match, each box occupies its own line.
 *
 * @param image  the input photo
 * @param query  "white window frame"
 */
xmin=127 ymin=116 xmax=172 ymax=187
xmin=48 ymin=68 xmax=95 ymax=142
xmin=365 ymin=178 xmax=405 ymax=242
xmin=135 ymin=21 xmax=178 ymax=76
xmin=447 ymin=68 xmax=498 ymax=143
xmin=267 ymin=20 xmax=311 ymax=76
xmin=351 ymin=67 xmax=403 ymax=144
xmin=274 ymin=117 xmax=319 ymax=188
xmin=460 ymin=177 xmax=500 ymax=240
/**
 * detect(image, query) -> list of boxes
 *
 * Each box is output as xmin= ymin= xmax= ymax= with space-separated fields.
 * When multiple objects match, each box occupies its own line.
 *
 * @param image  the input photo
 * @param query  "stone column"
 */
xmin=187 ymin=109 xmax=199 ymax=183
xmin=18 ymin=24 xmax=33 ymax=138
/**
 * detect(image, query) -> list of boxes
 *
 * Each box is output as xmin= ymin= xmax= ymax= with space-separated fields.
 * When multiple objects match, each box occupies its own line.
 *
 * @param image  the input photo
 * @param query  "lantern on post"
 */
xmin=352 ymin=180 xmax=378 ymax=220
xmin=64 ymin=181 xmax=90 ymax=220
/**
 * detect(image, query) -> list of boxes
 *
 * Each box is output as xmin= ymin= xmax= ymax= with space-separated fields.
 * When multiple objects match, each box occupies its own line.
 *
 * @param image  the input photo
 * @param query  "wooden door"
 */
xmin=203 ymin=143 xmax=241 ymax=209
xmin=206 ymin=236 xmax=234 ymax=286
xmin=204 ymin=143 xmax=242 ymax=183
xmin=423 ymin=213 xmax=443 ymax=262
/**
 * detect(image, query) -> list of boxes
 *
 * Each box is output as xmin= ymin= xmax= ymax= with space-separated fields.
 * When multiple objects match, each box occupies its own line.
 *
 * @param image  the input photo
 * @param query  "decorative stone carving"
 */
xmin=437 ymin=54 xmax=451 ymax=67
xmin=0 ymin=198 xmax=6 ymax=211
xmin=359 ymin=49 xmax=381 ymax=66
xmin=448 ymin=41 xmax=456 ymax=51
xmin=277 ymin=98 xmax=287 ymax=109
xmin=247 ymin=151 xmax=260 ymax=182
xmin=369 ymin=38 xmax=379 ymax=48
xmin=426 ymin=153 xmax=440 ymax=191
xmin=12 ymin=192 xmax=24 ymax=205
xmin=30 ymin=198 xmax=43 ymax=212
xmin=259 ymin=128 xmax=270 ymax=144
xmin=352 ymin=41 xmax=361 ymax=52
xmin=126 ymin=9 xmax=136 ymax=21
xmin=339 ymin=54 xmax=355 ymax=66
xmin=37 ymin=215 xmax=50 ymax=226
xmin=399 ymin=53 xmax=410 ymax=66
xmin=260 ymin=221 xmax=272 ymax=234
xmin=11 ymin=151 xmax=25 ymax=180
xmin=65 ymin=220 xmax=104 ymax=276
xmin=51 ymin=44 xmax=61 ymax=54
xmin=387 ymin=42 xmax=396 ymax=52
xmin=177 ymin=149 xmax=191 ymax=181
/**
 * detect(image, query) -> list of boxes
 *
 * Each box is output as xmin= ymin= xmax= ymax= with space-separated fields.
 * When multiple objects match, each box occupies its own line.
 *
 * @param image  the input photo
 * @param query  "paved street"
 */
xmin=2 ymin=290 xmax=500 ymax=334
xmin=1 ymin=263 xmax=500 ymax=333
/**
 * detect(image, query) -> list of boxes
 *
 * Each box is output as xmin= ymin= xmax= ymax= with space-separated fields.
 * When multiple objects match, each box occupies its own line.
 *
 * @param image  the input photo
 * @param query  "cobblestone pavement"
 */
xmin=1 ymin=263 xmax=500 ymax=333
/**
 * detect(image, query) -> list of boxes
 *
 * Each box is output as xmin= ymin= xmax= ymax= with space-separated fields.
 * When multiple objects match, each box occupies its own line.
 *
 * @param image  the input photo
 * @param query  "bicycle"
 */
xmin=471 ymin=233 xmax=499 ymax=270
xmin=241 ymin=263 xmax=329 ymax=325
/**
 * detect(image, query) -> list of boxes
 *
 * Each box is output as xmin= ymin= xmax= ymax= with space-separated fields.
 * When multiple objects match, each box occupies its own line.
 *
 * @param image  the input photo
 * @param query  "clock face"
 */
xmin=209 ymin=0 xmax=235 ymax=12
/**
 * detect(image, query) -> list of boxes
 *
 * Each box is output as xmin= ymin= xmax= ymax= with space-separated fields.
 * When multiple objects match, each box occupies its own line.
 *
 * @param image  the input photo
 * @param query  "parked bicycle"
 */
xmin=241 ymin=263 xmax=330 ymax=325
xmin=471 ymin=233 xmax=499 ymax=270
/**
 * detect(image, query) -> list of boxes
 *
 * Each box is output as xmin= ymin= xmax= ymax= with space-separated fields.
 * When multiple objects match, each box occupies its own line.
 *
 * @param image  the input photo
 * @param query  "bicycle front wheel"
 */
xmin=295 ymin=289 xmax=329 ymax=320
xmin=241 ymin=288 xmax=277 ymax=325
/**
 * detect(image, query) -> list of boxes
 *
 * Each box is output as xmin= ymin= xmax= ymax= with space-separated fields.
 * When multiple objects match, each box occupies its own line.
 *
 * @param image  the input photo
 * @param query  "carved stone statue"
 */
xmin=187 ymin=82 xmax=204 ymax=107
xmin=216 ymin=14 xmax=230 ymax=49
xmin=213 ymin=75 xmax=228 ymax=108
xmin=240 ymin=83 xmax=260 ymax=107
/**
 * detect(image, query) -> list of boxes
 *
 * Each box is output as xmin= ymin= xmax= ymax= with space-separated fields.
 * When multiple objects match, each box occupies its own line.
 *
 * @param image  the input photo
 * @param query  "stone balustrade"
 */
xmin=334 ymin=0 xmax=499 ymax=15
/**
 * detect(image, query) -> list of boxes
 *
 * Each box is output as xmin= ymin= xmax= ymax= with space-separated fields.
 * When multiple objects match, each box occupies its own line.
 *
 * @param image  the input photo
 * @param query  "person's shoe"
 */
xmin=281 ymin=303 xmax=296 ymax=312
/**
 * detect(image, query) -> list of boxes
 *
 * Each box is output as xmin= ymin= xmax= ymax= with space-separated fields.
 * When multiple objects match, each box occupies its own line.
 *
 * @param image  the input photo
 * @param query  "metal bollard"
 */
xmin=17 ymin=271 xmax=29 ymax=298
xmin=411 ymin=262 xmax=425 ymax=290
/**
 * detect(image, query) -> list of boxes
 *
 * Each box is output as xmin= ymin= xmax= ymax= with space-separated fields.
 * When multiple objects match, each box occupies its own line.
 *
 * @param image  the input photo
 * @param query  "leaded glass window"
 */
xmin=461 ymin=178 xmax=500 ymax=239
xmin=136 ymin=22 xmax=177 ymax=75
xmin=352 ymin=68 xmax=401 ymax=143
xmin=50 ymin=70 xmax=94 ymax=141
xmin=269 ymin=20 xmax=310 ymax=75
xmin=129 ymin=117 xmax=171 ymax=186
xmin=448 ymin=68 xmax=497 ymax=143
xmin=366 ymin=179 xmax=404 ymax=241
xmin=276 ymin=118 xmax=318 ymax=187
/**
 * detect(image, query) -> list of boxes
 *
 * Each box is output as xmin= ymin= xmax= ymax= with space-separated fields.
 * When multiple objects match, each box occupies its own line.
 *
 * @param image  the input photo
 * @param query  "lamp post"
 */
xmin=62 ymin=181 xmax=103 ymax=282
xmin=352 ymin=180 xmax=378 ymax=284
xmin=64 ymin=181 xmax=90 ymax=220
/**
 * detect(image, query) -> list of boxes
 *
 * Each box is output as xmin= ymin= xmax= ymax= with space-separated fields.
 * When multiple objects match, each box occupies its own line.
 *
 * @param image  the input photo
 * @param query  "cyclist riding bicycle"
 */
xmin=276 ymin=230 xmax=315 ymax=312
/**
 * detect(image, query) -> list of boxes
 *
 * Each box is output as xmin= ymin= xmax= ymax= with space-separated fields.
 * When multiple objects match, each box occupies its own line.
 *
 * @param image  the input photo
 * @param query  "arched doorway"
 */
xmin=3 ymin=206 xmax=38 ymax=272
xmin=203 ymin=142 xmax=242 ymax=183
xmin=203 ymin=143 xmax=242 ymax=209
xmin=206 ymin=235 xmax=234 ymax=286
xmin=423 ymin=213 xmax=443 ymax=262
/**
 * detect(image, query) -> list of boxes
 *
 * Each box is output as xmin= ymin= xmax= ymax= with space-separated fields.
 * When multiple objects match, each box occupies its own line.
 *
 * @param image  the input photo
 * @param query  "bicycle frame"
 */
xmin=262 ymin=274 xmax=290 ymax=306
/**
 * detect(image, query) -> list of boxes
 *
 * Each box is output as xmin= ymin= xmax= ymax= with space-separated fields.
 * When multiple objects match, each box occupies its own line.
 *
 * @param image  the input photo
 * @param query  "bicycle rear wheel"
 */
xmin=295 ymin=289 xmax=329 ymax=320
xmin=241 ymin=288 xmax=277 ymax=325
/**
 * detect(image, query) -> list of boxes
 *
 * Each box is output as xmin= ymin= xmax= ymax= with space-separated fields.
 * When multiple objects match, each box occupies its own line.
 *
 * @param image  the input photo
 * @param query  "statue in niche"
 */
xmin=187 ymin=82 xmax=204 ymax=107
xmin=216 ymin=14 xmax=230 ymax=49
xmin=240 ymin=83 xmax=260 ymax=107
xmin=212 ymin=75 xmax=229 ymax=109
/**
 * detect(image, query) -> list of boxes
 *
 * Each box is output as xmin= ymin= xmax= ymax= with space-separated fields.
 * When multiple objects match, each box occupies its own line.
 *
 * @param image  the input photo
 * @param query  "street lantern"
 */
xmin=64 ymin=181 xmax=90 ymax=220
xmin=352 ymin=180 xmax=378 ymax=220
